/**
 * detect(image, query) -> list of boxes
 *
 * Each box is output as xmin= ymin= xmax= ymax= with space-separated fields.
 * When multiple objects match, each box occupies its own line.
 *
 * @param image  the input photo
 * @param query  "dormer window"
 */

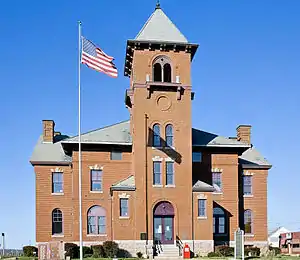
xmin=153 ymin=56 xmax=172 ymax=83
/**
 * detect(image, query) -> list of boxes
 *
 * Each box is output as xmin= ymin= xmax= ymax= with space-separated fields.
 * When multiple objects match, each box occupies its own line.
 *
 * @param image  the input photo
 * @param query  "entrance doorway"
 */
xmin=153 ymin=201 xmax=174 ymax=244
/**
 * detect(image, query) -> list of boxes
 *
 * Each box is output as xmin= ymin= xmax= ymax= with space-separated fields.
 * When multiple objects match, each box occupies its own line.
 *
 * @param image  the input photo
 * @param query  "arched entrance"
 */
xmin=153 ymin=201 xmax=174 ymax=244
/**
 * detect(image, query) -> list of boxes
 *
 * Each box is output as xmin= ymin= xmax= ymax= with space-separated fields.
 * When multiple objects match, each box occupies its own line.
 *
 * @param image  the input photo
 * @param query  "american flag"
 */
xmin=81 ymin=37 xmax=118 ymax=78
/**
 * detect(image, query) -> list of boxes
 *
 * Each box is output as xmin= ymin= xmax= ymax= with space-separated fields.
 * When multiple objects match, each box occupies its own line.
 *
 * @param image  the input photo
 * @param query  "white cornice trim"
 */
xmin=118 ymin=192 xmax=130 ymax=199
xmin=152 ymin=156 xmax=163 ymax=161
xmin=89 ymin=164 xmax=103 ymax=170
xmin=197 ymin=193 xmax=207 ymax=199
xmin=244 ymin=171 xmax=254 ymax=176
xmin=51 ymin=167 xmax=64 ymax=173
xmin=165 ymin=157 xmax=174 ymax=162
xmin=211 ymin=168 xmax=223 ymax=173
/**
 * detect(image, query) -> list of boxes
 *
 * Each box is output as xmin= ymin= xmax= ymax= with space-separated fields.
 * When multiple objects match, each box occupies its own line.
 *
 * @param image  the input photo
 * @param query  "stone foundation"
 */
xmin=178 ymin=240 xmax=214 ymax=256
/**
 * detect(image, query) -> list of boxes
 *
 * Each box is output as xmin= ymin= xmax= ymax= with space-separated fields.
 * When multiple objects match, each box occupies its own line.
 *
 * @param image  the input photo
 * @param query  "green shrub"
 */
xmin=65 ymin=243 xmax=79 ymax=258
xmin=103 ymin=241 xmax=119 ymax=258
xmin=207 ymin=251 xmax=221 ymax=257
xmin=244 ymin=246 xmax=260 ymax=257
xmin=215 ymin=245 xmax=234 ymax=257
xmin=269 ymin=246 xmax=281 ymax=256
xmin=23 ymin=246 xmax=38 ymax=257
xmin=82 ymin=246 xmax=92 ymax=258
xmin=117 ymin=248 xmax=132 ymax=258
xmin=91 ymin=245 xmax=105 ymax=258
xmin=137 ymin=251 xmax=143 ymax=258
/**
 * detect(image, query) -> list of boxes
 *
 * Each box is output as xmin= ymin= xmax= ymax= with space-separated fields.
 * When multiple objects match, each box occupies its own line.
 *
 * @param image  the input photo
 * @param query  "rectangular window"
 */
xmin=243 ymin=176 xmax=252 ymax=195
xmin=88 ymin=216 xmax=96 ymax=234
xmin=212 ymin=172 xmax=222 ymax=190
xmin=166 ymin=161 xmax=174 ymax=185
xmin=192 ymin=152 xmax=202 ymax=162
xmin=153 ymin=161 xmax=162 ymax=185
xmin=198 ymin=199 xmax=206 ymax=217
xmin=120 ymin=198 xmax=129 ymax=217
xmin=293 ymin=244 xmax=300 ymax=248
xmin=213 ymin=217 xmax=216 ymax=234
xmin=52 ymin=172 xmax=63 ymax=193
xmin=98 ymin=216 xmax=106 ymax=234
xmin=91 ymin=170 xmax=103 ymax=191
xmin=219 ymin=217 xmax=225 ymax=233
xmin=111 ymin=150 xmax=122 ymax=160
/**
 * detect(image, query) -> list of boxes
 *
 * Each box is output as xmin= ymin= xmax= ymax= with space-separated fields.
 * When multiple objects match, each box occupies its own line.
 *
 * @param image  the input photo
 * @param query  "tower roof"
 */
xmin=135 ymin=5 xmax=188 ymax=43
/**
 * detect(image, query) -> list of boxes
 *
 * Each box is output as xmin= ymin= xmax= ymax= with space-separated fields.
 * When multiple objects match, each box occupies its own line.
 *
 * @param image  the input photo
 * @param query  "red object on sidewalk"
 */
xmin=183 ymin=244 xmax=190 ymax=259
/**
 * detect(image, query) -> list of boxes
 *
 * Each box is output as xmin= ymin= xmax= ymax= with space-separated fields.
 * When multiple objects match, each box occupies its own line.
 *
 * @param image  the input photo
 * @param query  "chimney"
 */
xmin=236 ymin=125 xmax=251 ymax=145
xmin=42 ymin=120 xmax=55 ymax=143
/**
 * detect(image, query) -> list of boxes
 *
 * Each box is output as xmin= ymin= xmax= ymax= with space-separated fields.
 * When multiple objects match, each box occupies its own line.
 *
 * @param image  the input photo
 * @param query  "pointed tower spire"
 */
xmin=155 ymin=0 xmax=161 ymax=9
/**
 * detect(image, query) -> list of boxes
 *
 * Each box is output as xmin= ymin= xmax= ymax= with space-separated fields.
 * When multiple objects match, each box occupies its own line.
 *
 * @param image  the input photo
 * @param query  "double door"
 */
xmin=154 ymin=216 xmax=174 ymax=244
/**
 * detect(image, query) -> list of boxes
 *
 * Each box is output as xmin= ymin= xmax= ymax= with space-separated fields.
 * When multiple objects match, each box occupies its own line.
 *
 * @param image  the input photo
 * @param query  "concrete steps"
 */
xmin=155 ymin=244 xmax=182 ymax=259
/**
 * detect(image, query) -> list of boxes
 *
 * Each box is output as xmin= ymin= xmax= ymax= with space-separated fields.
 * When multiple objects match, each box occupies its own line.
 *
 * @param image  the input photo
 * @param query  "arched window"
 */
xmin=213 ymin=207 xmax=226 ymax=235
xmin=87 ymin=205 xmax=106 ymax=234
xmin=52 ymin=208 xmax=63 ymax=235
xmin=163 ymin=63 xmax=171 ymax=83
xmin=153 ymin=124 xmax=161 ymax=147
xmin=165 ymin=124 xmax=173 ymax=147
xmin=244 ymin=209 xmax=253 ymax=234
xmin=153 ymin=56 xmax=172 ymax=83
xmin=153 ymin=63 xmax=162 ymax=82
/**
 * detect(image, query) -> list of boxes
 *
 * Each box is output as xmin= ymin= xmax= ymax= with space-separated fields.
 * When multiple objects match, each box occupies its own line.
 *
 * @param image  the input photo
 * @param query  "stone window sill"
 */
xmin=245 ymin=234 xmax=254 ymax=237
xmin=152 ymin=146 xmax=163 ymax=150
xmin=52 ymin=234 xmax=64 ymax=238
xmin=165 ymin=146 xmax=175 ymax=150
xmin=165 ymin=185 xmax=175 ymax=188
xmin=243 ymin=194 xmax=253 ymax=198
xmin=197 ymin=216 xmax=207 ymax=220
xmin=119 ymin=216 xmax=130 ymax=220
xmin=52 ymin=193 xmax=64 ymax=196
xmin=153 ymin=185 xmax=163 ymax=188
xmin=212 ymin=192 xmax=223 ymax=195
xmin=87 ymin=234 xmax=107 ymax=237
xmin=90 ymin=191 xmax=103 ymax=194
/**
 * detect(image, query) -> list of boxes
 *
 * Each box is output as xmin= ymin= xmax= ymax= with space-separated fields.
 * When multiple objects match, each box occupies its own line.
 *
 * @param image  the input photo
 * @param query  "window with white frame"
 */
xmin=90 ymin=170 xmax=103 ymax=192
xmin=87 ymin=205 xmax=106 ymax=234
xmin=244 ymin=209 xmax=253 ymax=234
xmin=166 ymin=161 xmax=174 ymax=185
xmin=153 ymin=161 xmax=162 ymax=185
xmin=165 ymin=124 xmax=174 ymax=147
xmin=212 ymin=172 xmax=222 ymax=191
xmin=120 ymin=198 xmax=129 ymax=217
xmin=153 ymin=124 xmax=161 ymax=147
xmin=243 ymin=175 xmax=252 ymax=195
xmin=198 ymin=199 xmax=206 ymax=217
xmin=52 ymin=172 xmax=63 ymax=193
xmin=52 ymin=208 xmax=63 ymax=235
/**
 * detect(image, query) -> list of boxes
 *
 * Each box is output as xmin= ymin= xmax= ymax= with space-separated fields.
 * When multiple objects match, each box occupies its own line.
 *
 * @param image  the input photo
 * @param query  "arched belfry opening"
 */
xmin=153 ymin=56 xmax=172 ymax=83
xmin=153 ymin=201 xmax=174 ymax=244
xmin=153 ymin=63 xmax=162 ymax=82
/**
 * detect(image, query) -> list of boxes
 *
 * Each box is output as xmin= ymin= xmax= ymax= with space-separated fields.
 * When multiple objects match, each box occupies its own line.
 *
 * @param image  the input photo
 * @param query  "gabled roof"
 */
xmin=240 ymin=147 xmax=271 ymax=169
xmin=30 ymin=135 xmax=71 ymax=165
xmin=111 ymin=175 xmax=135 ymax=191
xmin=192 ymin=128 xmax=250 ymax=148
xmin=135 ymin=6 xmax=188 ymax=43
xmin=192 ymin=180 xmax=215 ymax=192
xmin=62 ymin=120 xmax=132 ymax=145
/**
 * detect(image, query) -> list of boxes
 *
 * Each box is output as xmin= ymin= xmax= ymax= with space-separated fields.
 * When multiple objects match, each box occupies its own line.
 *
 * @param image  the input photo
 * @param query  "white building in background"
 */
xmin=268 ymin=227 xmax=290 ymax=247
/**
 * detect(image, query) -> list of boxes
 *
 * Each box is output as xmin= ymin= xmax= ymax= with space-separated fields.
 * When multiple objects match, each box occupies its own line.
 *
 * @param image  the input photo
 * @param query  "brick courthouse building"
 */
xmin=30 ymin=3 xmax=272 ymax=257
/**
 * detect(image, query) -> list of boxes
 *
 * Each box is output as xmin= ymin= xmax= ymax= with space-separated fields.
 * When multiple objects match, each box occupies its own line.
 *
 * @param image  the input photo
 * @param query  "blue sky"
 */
xmin=0 ymin=0 xmax=299 ymax=249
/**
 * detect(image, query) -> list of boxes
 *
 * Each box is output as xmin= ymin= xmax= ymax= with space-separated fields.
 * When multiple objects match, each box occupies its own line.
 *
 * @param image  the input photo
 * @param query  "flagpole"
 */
xmin=78 ymin=20 xmax=83 ymax=260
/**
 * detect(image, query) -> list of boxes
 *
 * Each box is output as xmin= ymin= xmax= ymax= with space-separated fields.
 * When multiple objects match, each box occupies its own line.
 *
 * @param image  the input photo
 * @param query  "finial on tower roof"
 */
xmin=155 ymin=0 xmax=161 ymax=9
